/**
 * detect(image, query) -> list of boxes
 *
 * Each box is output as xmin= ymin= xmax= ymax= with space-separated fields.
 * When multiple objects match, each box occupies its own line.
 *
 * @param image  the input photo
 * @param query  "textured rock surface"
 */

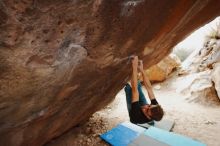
xmin=176 ymin=70 xmax=216 ymax=102
xmin=0 ymin=0 xmax=220 ymax=146
xmin=181 ymin=38 xmax=220 ymax=72
xmin=174 ymin=69 xmax=220 ymax=106
xmin=144 ymin=54 xmax=181 ymax=82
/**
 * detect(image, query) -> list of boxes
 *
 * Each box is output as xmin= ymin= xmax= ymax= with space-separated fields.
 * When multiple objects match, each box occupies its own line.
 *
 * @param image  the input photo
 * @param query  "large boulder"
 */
xmin=0 ymin=0 xmax=220 ymax=145
xmin=212 ymin=63 xmax=220 ymax=98
xmin=143 ymin=54 xmax=181 ymax=82
xmin=175 ymin=70 xmax=220 ymax=105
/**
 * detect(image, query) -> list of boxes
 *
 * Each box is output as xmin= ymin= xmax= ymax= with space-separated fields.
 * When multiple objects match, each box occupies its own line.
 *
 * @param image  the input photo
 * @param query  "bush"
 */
xmin=173 ymin=46 xmax=195 ymax=61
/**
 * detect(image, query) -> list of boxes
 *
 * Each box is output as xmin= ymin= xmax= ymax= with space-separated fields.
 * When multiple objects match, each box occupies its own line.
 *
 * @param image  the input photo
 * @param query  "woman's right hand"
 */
xmin=138 ymin=60 xmax=144 ymax=72
xmin=131 ymin=56 xmax=139 ymax=68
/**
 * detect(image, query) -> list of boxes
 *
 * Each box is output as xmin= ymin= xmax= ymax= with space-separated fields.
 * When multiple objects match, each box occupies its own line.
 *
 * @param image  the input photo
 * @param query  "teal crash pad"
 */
xmin=144 ymin=127 xmax=206 ymax=146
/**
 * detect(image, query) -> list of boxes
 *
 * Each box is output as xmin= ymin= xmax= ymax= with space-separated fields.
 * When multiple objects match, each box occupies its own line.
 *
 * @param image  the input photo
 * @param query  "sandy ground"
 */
xmin=46 ymin=73 xmax=220 ymax=146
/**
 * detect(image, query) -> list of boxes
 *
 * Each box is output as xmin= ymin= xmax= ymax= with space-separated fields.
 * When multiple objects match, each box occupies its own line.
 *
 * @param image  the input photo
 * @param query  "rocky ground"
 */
xmin=46 ymin=72 xmax=220 ymax=146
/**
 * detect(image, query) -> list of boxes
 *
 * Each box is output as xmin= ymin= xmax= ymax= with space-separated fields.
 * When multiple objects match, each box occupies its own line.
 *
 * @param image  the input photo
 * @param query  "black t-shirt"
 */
xmin=129 ymin=99 xmax=158 ymax=124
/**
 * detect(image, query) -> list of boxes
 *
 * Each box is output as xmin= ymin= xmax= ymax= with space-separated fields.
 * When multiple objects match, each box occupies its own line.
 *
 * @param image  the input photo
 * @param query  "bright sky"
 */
xmin=176 ymin=16 xmax=220 ymax=49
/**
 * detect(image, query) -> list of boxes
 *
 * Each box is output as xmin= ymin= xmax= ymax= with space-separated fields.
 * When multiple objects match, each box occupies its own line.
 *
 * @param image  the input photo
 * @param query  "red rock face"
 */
xmin=0 ymin=0 xmax=219 ymax=145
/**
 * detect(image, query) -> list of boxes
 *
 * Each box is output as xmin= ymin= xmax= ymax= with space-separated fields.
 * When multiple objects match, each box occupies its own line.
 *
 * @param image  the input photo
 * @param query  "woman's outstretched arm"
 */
xmin=138 ymin=60 xmax=156 ymax=100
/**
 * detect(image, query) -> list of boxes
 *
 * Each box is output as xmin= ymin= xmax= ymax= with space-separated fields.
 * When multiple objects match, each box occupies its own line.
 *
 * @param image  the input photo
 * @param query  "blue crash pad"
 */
xmin=100 ymin=124 xmax=139 ymax=146
xmin=144 ymin=127 xmax=206 ymax=146
xmin=101 ymin=122 xmax=206 ymax=146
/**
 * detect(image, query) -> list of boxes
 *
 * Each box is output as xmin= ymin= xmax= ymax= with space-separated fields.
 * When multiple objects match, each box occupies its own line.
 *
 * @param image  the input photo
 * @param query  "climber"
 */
xmin=124 ymin=56 xmax=164 ymax=124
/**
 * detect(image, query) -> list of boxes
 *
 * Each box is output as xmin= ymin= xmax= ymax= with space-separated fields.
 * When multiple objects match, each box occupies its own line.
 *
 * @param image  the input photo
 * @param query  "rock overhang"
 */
xmin=0 ymin=0 xmax=220 ymax=145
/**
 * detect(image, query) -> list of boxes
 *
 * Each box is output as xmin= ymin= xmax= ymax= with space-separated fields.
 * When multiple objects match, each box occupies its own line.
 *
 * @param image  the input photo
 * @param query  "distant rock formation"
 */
xmin=212 ymin=63 xmax=220 ymax=98
xmin=0 ymin=0 xmax=220 ymax=145
xmin=177 ymin=36 xmax=220 ymax=104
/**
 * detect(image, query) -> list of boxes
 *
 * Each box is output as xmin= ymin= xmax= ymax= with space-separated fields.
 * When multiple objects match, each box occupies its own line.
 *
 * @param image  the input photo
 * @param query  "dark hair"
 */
xmin=150 ymin=105 xmax=164 ymax=121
